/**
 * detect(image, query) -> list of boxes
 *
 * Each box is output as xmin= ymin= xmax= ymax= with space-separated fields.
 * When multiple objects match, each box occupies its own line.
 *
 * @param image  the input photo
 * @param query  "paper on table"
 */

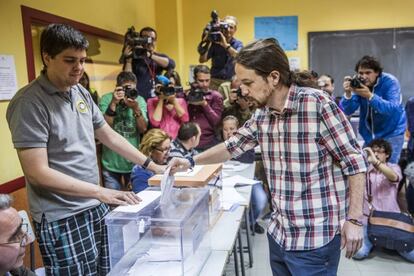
xmin=114 ymin=190 xmax=161 ymax=213
xmin=221 ymin=187 xmax=247 ymax=205
xmin=174 ymin=165 xmax=203 ymax=177
xmin=222 ymin=175 xmax=260 ymax=188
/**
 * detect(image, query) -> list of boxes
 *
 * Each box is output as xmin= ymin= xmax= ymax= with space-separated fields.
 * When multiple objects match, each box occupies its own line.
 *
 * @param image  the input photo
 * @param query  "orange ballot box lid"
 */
xmin=148 ymin=163 xmax=222 ymax=187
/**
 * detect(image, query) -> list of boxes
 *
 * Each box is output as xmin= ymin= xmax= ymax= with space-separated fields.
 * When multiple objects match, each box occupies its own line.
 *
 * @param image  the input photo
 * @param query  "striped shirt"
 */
xmin=225 ymin=85 xmax=367 ymax=250
xmin=169 ymin=139 xmax=198 ymax=159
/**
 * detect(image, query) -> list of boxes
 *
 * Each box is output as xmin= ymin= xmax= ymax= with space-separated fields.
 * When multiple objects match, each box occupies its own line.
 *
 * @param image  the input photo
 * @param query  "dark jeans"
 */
xmin=267 ymin=233 xmax=341 ymax=276
xmin=102 ymin=169 xmax=131 ymax=191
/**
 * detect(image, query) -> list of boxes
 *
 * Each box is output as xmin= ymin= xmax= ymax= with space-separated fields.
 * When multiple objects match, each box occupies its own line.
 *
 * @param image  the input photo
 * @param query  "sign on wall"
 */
xmin=0 ymin=55 xmax=18 ymax=101
xmin=254 ymin=16 xmax=298 ymax=51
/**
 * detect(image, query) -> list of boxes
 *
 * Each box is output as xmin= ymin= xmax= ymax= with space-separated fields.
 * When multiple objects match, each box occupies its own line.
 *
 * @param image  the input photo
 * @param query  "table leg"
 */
xmin=238 ymin=230 xmax=246 ymax=276
xmin=244 ymin=207 xmax=254 ymax=267
xmin=233 ymin=243 xmax=240 ymax=276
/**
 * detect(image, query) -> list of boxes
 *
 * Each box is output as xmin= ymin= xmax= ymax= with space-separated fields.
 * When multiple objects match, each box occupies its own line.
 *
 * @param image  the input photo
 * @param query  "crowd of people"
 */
xmin=2 ymin=13 xmax=414 ymax=276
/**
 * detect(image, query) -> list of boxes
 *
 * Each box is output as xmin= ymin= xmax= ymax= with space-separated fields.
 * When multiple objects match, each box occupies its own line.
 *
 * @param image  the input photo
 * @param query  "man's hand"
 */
xmin=352 ymin=84 xmax=373 ymax=100
xmin=112 ymin=86 xmax=125 ymax=105
xmin=169 ymin=158 xmax=191 ymax=174
xmin=123 ymin=45 xmax=133 ymax=59
xmin=97 ymin=186 xmax=141 ymax=206
xmin=343 ymin=76 xmax=353 ymax=97
xmin=363 ymin=147 xmax=378 ymax=165
xmin=216 ymin=32 xmax=228 ymax=48
xmin=123 ymin=97 xmax=139 ymax=110
xmin=341 ymin=221 xmax=363 ymax=258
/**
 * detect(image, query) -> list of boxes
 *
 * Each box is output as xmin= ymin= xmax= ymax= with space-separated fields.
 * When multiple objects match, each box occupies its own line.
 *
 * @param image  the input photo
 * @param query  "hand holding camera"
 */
xmin=123 ymin=26 xmax=154 ymax=60
xmin=343 ymin=75 xmax=372 ymax=99
xmin=155 ymin=75 xmax=183 ymax=101
xmin=112 ymin=85 xmax=139 ymax=107
xmin=216 ymin=31 xmax=228 ymax=48
xmin=363 ymin=147 xmax=379 ymax=165
xmin=112 ymin=86 xmax=125 ymax=105
xmin=187 ymin=84 xmax=206 ymax=105
xmin=198 ymin=10 xmax=230 ymax=55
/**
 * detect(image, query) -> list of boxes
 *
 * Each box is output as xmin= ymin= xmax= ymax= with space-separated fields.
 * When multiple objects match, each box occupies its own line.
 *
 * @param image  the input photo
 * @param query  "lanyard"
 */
xmin=144 ymin=58 xmax=156 ymax=82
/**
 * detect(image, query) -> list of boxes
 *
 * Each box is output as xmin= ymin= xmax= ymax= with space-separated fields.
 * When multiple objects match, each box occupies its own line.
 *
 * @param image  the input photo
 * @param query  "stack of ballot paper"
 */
xmin=114 ymin=190 xmax=161 ymax=213
xmin=221 ymin=175 xmax=260 ymax=188
xmin=220 ymin=175 xmax=260 ymax=211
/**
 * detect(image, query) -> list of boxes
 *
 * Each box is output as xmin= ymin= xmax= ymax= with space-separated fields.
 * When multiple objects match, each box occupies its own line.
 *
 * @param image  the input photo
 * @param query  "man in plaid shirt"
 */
xmin=187 ymin=38 xmax=367 ymax=275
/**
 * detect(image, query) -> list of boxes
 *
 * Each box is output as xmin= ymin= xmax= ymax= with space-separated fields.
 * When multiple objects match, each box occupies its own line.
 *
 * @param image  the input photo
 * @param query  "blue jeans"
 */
xmin=249 ymin=183 xmax=268 ymax=225
xmin=267 ymin=233 xmax=341 ymax=276
xmin=102 ymin=169 xmax=131 ymax=191
xmin=354 ymin=225 xmax=414 ymax=262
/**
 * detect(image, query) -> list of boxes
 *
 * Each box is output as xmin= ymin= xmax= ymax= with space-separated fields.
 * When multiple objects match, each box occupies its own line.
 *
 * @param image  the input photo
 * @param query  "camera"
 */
xmin=187 ymin=85 xmax=205 ymax=103
xmin=235 ymin=87 xmax=244 ymax=98
xmin=158 ymin=86 xmax=183 ymax=97
xmin=124 ymin=86 xmax=138 ymax=99
xmin=197 ymin=10 xmax=229 ymax=55
xmin=206 ymin=10 xmax=229 ymax=42
xmin=349 ymin=75 xmax=365 ymax=88
xmin=201 ymin=10 xmax=229 ymax=43
xmin=124 ymin=26 xmax=153 ymax=59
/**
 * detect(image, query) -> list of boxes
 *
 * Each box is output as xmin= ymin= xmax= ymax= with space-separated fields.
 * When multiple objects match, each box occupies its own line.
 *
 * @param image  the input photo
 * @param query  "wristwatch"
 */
xmin=142 ymin=157 xmax=152 ymax=170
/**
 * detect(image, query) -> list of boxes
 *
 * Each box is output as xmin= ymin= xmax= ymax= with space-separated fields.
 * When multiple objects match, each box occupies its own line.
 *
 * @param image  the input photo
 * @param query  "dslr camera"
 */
xmin=187 ymin=84 xmax=205 ymax=103
xmin=206 ymin=10 xmax=229 ymax=42
xmin=158 ymin=86 xmax=183 ymax=97
xmin=349 ymin=75 xmax=365 ymax=88
xmin=124 ymin=26 xmax=153 ymax=59
xmin=197 ymin=10 xmax=229 ymax=55
xmin=123 ymin=85 xmax=139 ymax=100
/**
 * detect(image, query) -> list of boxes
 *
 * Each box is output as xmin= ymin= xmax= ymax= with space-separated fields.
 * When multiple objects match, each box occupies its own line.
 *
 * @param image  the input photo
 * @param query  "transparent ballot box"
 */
xmin=105 ymin=187 xmax=211 ymax=276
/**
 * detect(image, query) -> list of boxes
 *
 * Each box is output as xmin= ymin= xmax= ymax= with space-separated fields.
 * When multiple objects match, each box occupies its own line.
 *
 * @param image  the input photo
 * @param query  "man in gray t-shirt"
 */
xmin=6 ymin=24 xmax=185 ymax=276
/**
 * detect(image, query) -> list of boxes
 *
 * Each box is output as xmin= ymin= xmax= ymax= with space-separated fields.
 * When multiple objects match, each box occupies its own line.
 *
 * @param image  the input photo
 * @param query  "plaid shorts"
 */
xmin=34 ymin=203 xmax=110 ymax=276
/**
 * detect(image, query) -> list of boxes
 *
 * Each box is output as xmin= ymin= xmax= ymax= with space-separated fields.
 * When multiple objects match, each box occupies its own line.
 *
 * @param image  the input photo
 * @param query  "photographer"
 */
xmin=99 ymin=71 xmax=148 ymax=191
xmin=198 ymin=14 xmax=243 ymax=90
xmin=188 ymin=65 xmax=223 ymax=151
xmin=341 ymin=56 xmax=406 ymax=163
xmin=222 ymin=78 xmax=255 ymax=126
xmin=147 ymin=75 xmax=189 ymax=139
xmin=353 ymin=139 xmax=414 ymax=262
xmin=122 ymin=26 xmax=175 ymax=100
xmin=318 ymin=74 xmax=335 ymax=97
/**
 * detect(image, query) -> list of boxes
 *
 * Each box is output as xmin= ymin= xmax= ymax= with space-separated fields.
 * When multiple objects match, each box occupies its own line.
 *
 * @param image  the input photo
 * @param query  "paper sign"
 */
xmin=0 ymin=55 xmax=18 ymax=100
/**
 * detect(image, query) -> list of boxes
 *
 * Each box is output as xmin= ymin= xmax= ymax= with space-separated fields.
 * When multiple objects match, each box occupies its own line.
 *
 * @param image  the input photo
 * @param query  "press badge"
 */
xmin=76 ymin=99 xmax=88 ymax=113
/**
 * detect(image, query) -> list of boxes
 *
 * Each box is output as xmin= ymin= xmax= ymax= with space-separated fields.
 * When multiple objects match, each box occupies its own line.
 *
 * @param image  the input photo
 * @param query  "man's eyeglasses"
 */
xmin=154 ymin=147 xmax=171 ymax=154
xmin=0 ymin=223 xmax=29 ymax=248
xmin=371 ymin=147 xmax=386 ymax=154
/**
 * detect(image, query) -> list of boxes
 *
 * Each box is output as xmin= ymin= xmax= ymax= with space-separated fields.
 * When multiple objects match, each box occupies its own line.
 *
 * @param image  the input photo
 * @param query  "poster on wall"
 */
xmin=254 ymin=16 xmax=298 ymax=51
xmin=0 ymin=55 xmax=18 ymax=101
xmin=288 ymin=57 xmax=301 ymax=71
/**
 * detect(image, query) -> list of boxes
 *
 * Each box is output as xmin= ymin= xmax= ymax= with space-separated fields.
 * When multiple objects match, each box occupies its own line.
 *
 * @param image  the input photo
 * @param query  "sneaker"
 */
xmin=251 ymin=223 xmax=265 ymax=234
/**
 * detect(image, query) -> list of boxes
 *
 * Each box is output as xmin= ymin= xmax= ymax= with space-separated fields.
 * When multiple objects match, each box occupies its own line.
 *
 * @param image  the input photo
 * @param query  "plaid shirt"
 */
xmin=225 ymin=85 xmax=367 ymax=250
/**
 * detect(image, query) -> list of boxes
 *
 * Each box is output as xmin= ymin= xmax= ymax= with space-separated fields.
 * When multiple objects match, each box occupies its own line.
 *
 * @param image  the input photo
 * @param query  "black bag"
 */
xmin=367 ymin=175 xmax=414 ymax=252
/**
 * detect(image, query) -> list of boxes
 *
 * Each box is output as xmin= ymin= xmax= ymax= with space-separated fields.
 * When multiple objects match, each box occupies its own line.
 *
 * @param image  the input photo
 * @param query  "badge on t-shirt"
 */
xmin=76 ymin=99 xmax=88 ymax=113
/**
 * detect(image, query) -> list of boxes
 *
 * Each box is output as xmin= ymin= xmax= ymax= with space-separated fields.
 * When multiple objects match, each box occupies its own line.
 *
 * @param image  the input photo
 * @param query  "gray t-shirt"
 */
xmin=6 ymin=73 xmax=105 ymax=222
